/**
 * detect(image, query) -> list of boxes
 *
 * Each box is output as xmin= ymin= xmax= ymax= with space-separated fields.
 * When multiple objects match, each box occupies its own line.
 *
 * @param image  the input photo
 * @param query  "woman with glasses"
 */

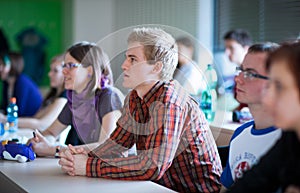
xmin=0 ymin=54 xmax=67 ymax=131
xmin=27 ymin=42 xmax=124 ymax=157
xmin=226 ymin=41 xmax=300 ymax=193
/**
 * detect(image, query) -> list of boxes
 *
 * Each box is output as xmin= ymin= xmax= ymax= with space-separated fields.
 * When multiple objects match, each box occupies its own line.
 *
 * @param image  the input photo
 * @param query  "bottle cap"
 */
xmin=10 ymin=97 xmax=16 ymax=104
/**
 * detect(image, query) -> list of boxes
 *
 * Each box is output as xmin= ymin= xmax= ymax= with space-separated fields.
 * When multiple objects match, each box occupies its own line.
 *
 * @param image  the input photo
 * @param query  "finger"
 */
xmin=68 ymin=144 xmax=78 ymax=154
xmin=59 ymin=157 xmax=74 ymax=168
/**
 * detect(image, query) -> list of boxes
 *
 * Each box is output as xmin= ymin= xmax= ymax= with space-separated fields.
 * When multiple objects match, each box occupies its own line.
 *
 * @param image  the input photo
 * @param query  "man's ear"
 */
xmin=153 ymin=61 xmax=163 ymax=73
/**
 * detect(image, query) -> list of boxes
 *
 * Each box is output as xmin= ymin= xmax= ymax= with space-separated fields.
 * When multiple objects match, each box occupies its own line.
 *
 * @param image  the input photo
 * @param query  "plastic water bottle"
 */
xmin=7 ymin=97 xmax=18 ymax=132
xmin=200 ymin=64 xmax=218 ymax=122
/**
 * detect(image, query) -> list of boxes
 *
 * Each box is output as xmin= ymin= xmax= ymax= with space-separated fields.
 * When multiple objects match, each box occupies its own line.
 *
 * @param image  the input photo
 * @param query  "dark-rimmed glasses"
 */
xmin=61 ymin=62 xmax=82 ymax=69
xmin=236 ymin=66 xmax=269 ymax=80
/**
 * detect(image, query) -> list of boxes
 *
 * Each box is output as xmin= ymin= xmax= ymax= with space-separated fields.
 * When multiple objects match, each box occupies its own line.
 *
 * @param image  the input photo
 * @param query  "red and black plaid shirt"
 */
xmin=87 ymin=81 xmax=222 ymax=193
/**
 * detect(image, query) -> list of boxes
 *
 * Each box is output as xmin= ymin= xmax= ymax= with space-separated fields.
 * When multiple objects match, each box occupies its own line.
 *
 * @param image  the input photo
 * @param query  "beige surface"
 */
xmin=210 ymin=111 xmax=241 ymax=146
xmin=0 ymin=158 xmax=177 ymax=193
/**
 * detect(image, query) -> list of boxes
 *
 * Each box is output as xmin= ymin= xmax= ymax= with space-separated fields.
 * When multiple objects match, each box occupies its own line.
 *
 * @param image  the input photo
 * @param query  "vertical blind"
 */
xmin=214 ymin=0 xmax=300 ymax=52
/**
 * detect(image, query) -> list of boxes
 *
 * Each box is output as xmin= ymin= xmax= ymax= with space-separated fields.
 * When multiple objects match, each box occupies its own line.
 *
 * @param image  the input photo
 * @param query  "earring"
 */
xmin=87 ymin=74 xmax=92 ymax=78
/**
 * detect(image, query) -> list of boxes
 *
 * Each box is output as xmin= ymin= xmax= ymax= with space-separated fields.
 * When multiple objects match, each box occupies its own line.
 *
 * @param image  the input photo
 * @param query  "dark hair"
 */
xmin=66 ymin=42 xmax=113 ymax=92
xmin=266 ymin=41 xmax=300 ymax=98
xmin=176 ymin=36 xmax=194 ymax=48
xmin=0 ymin=52 xmax=24 ymax=77
xmin=223 ymin=29 xmax=252 ymax=47
xmin=248 ymin=42 xmax=279 ymax=54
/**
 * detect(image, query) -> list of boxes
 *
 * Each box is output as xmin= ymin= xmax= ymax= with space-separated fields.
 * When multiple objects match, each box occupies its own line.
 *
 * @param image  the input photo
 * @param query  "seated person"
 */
xmin=27 ymin=42 xmax=124 ymax=156
xmin=173 ymin=36 xmax=205 ymax=95
xmin=0 ymin=52 xmax=42 ymax=116
xmin=226 ymin=41 xmax=300 ymax=193
xmin=0 ymin=54 xmax=66 ymax=131
xmin=59 ymin=27 xmax=222 ymax=193
xmin=220 ymin=42 xmax=281 ymax=193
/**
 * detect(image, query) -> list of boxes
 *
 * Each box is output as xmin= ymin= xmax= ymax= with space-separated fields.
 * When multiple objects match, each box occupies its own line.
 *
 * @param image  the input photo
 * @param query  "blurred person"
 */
xmin=0 ymin=52 xmax=42 ymax=116
xmin=223 ymin=29 xmax=253 ymax=111
xmin=226 ymin=41 xmax=300 ymax=193
xmin=223 ymin=29 xmax=252 ymax=66
xmin=219 ymin=43 xmax=281 ymax=193
xmin=59 ymin=27 xmax=222 ymax=193
xmin=0 ymin=54 xmax=66 ymax=131
xmin=27 ymin=42 xmax=124 ymax=156
xmin=173 ymin=36 xmax=205 ymax=95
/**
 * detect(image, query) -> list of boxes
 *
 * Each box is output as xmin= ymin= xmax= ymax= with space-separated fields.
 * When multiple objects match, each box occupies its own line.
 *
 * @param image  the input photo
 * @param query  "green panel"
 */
xmin=0 ymin=0 xmax=64 ymax=86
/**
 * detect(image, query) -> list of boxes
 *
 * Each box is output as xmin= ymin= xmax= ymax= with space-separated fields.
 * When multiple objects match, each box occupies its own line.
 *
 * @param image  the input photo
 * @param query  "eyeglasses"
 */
xmin=236 ymin=66 xmax=269 ymax=80
xmin=61 ymin=62 xmax=82 ymax=69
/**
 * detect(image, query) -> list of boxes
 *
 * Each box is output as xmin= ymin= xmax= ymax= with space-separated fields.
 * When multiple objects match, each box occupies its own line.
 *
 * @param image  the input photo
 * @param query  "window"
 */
xmin=214 ymin=0 xmax=300 ymax=52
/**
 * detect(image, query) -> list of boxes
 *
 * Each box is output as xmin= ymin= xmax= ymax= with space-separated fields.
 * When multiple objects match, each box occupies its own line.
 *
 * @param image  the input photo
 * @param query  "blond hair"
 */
xmin=127 ymin=27 xmax=178 ymax=81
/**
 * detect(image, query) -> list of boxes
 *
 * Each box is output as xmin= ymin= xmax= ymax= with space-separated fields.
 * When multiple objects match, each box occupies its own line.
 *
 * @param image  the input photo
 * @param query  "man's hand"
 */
xmin=59 ymin=153 xmax=88 ymax=176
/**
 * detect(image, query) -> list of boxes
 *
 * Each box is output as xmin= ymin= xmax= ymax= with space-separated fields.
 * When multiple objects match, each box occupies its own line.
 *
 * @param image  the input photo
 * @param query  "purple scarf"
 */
xmin=67 ymin=82 xmax=101 ymax=144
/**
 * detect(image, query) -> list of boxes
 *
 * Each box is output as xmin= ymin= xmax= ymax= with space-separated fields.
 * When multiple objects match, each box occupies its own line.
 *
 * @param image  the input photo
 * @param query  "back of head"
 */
xmin=176 ymin=36 xmax=194 ymax=49
xmin=248 ymin=42 xmax=279 ymax=54
xmin=5 ymin=52 xmax=24 ymax=77
xmin=67 ymin=41 xmax=113 ymax=92
xmin=127 ymin=27 xmax=178 ymax=81
xmin=224 ymin=29 xmax=252 ymax=47
xmin=266 ymin=41 xmax=300 ymax=99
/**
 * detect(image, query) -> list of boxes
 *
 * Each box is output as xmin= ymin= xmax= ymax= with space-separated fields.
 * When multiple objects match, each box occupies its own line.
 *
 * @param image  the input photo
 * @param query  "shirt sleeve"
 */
xmin=220 ymin=158 xmax=234 ymax=188
xmin=97 ymin=87 xmax=123 ymax=119
xmin=86 ymin=101 xmax=183 ymax=181
xmin=57 ymin=103 xmax=72 ymax=126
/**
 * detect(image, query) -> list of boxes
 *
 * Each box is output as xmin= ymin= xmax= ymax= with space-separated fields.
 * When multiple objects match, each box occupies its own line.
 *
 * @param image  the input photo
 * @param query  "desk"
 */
xmin=209 ymin=111 xmax=242 ymax=146
xmin=0 ymin=158 xmax=176 ymax=193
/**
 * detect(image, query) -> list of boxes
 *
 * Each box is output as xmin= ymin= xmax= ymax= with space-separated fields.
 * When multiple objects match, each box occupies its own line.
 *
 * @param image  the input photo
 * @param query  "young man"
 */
xmin=59 ymin=27 xmax=222 ymax=193
xmin=173 ymin=36 xmax=205 ymax=95
xmin=223 ymin=29 xmax=252 ymax=66
xmin=219 ymin=43 xmax=282 ymax=193
xmin=223 ymin=29 xmax=253 ymax=111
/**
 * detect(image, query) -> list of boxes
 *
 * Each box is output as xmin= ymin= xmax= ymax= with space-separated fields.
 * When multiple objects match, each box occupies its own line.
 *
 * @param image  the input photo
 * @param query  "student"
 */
xmin=226 ymin=41 xmax=300 ymax=193
xmin=173 ymin=36 xmax=205 ymax=95
xmin=27 ymin=42 xmax=124 ymax=157
xmin=223 ymin=29 xmax=253 ymax=110
xmin=0 ymin=52 xmax=43 ymax=116
xmin=59 ymin=27 xmax=222 ymax=193
xmin=223 ymin=29 xmax=252 ymax=66
xmin=0 ymin=54 xmax=66 ymax=131
xmin=219 ymin=43 xmax=281 ymax=193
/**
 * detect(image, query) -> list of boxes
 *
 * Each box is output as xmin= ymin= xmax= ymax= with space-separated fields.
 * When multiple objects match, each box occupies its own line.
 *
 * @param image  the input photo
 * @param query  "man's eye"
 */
xmin=130 ymin=58 xmax=136 ymax=62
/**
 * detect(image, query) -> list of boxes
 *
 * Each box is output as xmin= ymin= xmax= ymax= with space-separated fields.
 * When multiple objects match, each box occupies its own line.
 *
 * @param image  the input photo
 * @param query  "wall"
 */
xmin=72 ymin=0 xmax=214 ymax=93
xmin=0 ymin=0 xmax=65 ymax=86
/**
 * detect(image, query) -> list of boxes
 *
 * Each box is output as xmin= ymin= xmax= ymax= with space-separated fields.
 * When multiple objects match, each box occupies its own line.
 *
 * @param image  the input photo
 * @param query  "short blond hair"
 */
xmin=127 ymin=27 xmax=178 ymax=81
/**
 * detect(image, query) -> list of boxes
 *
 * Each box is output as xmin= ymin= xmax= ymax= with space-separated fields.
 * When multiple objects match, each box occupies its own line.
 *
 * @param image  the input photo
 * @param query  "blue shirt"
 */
xmin=2 ymin=74 xmax=42 ymax=116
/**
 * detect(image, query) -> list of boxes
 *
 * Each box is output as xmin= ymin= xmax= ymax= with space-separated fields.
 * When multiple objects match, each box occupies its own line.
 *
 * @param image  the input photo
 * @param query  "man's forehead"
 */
xmin=243 ymin=52 xmax=267 ymax=69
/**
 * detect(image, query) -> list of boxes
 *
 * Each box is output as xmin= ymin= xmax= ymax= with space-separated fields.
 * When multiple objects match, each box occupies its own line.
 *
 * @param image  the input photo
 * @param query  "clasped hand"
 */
xmin=58 ymin=144 xmax=88 ymax=176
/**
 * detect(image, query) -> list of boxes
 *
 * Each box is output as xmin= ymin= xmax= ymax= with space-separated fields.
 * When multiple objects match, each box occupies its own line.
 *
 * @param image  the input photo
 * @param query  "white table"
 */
xmin=0 ymin=158 xmax=177 ymax=193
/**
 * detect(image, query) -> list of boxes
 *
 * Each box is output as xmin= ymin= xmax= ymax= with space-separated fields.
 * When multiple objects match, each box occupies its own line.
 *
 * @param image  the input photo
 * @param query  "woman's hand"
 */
xmin=27 ymin=129 xmax=55 ymax=157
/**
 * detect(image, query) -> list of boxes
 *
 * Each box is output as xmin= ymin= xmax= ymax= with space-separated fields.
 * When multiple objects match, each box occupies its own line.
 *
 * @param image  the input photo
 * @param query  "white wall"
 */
xmin=71 ymin=0 xmax=214 ymax=93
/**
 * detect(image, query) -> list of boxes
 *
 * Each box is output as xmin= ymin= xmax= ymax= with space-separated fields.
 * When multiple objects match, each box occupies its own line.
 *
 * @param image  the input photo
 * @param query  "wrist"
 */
xmin=54 ymin=145 xmax=60 ymax=158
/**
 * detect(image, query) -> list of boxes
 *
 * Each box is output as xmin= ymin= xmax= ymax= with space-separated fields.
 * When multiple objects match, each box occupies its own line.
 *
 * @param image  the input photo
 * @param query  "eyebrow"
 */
xmin=241 ymin=65 xmax=259 ymax=73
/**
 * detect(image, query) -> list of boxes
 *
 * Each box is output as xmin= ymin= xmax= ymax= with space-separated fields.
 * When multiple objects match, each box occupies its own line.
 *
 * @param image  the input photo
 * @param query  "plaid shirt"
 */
xmin=87 ymin=81 xmax=222 ymax=193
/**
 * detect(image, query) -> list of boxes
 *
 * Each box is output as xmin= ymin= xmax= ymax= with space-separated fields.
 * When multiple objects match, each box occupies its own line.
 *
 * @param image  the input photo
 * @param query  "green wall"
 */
xmin=0 ymin=0 xmax=64 ymax=86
